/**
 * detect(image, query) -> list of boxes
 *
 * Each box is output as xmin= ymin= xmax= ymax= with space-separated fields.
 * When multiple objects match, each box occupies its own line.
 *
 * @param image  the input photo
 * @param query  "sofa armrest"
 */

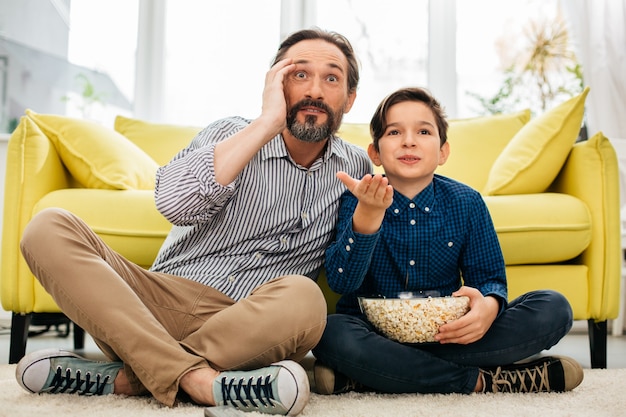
xmin=549 ymin=132 xmax=621 ymax=320
xmin=1 ymin=116 xmax=71 ymax=313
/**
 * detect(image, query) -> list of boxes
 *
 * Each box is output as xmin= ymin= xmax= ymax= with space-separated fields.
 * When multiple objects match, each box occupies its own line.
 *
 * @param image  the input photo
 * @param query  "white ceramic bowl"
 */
xmin=359 ymin=295 xmax=470 ymax=343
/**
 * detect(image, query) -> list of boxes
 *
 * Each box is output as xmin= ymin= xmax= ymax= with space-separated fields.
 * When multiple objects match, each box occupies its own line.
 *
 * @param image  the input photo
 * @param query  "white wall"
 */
xmin=0 ymin=134 xmax=9 ymax=320
xmin=0 ymin=0 xmax=70 ymax=54
xmin=0 ymin=0 xmax=70 ymax=318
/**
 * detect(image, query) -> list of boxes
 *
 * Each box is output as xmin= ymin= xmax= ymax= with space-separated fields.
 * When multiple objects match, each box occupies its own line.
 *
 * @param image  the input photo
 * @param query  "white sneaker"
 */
xmin=212 ymin=360 xmax=310 ymax=416
xmin=16 ymin=348 xmax=122 ymax=396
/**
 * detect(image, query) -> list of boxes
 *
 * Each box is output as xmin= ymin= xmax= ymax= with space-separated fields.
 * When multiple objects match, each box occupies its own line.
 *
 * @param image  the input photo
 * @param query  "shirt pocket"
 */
xmin=425 ymin=235 xmax=463 ymax=287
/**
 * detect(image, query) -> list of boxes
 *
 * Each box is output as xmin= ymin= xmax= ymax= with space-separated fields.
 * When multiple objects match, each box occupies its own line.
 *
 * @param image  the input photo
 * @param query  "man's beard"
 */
xmin=286 ymin=99 xmax=343 ymax=143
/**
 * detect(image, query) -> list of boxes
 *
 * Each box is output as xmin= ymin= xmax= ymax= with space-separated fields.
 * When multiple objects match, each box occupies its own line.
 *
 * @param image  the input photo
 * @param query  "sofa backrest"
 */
xmin=437 ymin=111 xmax=530 ymax=190
xmin=336 ymin=110 xmax=530 ymax=191
xmin=10 ymin=86 xmax=588 ymax=197
xmin=114 ymin=115 xmax=203 ymax=166
xmin=338 ymin=88 xmax=589 ymax=196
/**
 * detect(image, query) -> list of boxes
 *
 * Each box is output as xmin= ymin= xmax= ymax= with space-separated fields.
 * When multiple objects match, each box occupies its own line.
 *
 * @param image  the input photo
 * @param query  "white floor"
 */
xmin=1 ymin=317 xmax=625 ymax=368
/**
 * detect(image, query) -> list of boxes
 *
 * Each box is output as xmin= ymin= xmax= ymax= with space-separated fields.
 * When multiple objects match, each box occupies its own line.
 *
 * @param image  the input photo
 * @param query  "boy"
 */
xmin=312 ymin=87 xmax=583 ymax=395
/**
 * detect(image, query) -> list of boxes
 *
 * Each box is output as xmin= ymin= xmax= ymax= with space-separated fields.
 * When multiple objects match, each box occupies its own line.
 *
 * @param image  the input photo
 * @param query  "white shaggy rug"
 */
xmin=1 ymin=364 xmax=625 ymax=417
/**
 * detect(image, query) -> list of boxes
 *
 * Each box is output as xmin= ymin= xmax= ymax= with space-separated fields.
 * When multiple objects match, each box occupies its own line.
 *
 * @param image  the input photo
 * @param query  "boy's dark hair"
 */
xmin=272 ymin=27 xmax=360 ymax=95
xmin=370 ymin=87 xmax=448 ymax=151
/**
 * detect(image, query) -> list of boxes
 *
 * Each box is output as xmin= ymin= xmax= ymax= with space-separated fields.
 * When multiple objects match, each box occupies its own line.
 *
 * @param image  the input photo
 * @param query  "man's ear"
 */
xmin=438 ymin=141 xmax=450 ymax=166
xmin=367 ymin=143 xmax=382 ymax=166
xmin=343 ymin=91 xmax=357 ymax=113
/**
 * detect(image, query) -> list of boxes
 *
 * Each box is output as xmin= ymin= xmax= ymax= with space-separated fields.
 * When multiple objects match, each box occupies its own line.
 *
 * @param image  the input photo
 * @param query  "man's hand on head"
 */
xmin=260 ymin=58 xmax=296 ymax=135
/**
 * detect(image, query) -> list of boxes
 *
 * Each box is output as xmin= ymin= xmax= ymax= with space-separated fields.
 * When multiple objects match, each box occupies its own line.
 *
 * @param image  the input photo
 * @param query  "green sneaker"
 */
xmin=212 ymin=360 xmax=310 ymax=416
xmin=481 ymin=355 xmax=584 ymax=393
xmin=16 ymin=348 xmax=122 ymax=396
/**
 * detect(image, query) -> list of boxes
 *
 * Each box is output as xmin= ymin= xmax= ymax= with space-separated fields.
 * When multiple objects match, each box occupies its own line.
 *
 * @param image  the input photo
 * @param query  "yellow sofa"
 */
xmin=2 ymin=87 xmax=621 ymax=367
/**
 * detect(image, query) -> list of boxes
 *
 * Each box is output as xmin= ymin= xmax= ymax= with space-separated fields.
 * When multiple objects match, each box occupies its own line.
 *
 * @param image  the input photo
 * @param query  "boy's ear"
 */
xmin=367 ymin=143 xmax=382 ymax=166
xmin=438 ymin=141 xmax=450 ymax=166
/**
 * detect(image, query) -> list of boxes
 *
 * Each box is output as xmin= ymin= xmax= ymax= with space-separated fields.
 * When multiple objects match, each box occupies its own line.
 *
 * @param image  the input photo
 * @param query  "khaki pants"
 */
xmin=20 ymin=208 xmax=327 ymax=406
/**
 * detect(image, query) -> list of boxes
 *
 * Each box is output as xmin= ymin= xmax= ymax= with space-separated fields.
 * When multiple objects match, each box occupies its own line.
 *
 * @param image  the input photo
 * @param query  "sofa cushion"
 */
xmin=484 ymin=193 xmax=592 ymax=264
xmin=33 ymin=189 xmax=172 ymax=268
xmin=114 ymin=115 xmax=202 ymax=166
xmin=437 ymin=110 xmax=531 ymax=191
xmin=26 ymin=110 xmax=159 ymax=190
xmin=483 ymin=87 xmax=590 ymax=195
xmin=506 ymin=265 xmax=589 ymax=320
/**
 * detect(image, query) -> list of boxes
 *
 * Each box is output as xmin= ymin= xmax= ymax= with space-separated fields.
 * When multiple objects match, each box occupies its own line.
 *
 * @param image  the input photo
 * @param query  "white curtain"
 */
xmin=561 ymin=0 xmax=626 ymax=140
xmin=564 ymin=0 xmax=626 ymax=336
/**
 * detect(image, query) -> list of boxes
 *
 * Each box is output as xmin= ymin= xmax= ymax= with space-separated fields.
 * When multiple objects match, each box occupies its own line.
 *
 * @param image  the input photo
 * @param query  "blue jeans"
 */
xmin=312 ymin=290 xmax=573 ymax=394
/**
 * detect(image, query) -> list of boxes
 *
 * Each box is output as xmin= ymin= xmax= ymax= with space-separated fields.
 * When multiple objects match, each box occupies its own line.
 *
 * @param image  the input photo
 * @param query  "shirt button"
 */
xmin=345 ymin=245 xmax=351 ymax=252
xmin=410 ymin=219 xmax=416 ymax=225
xmin=255 ymin=252 xmax=262 ymax=259
xmin=409 ymin=203 xmax=416 ymax=208
xmin=338 ymin=268 xmax=344 ymax=274
xmin=348 ymin=238 xmax=354 ymax=244
xmin=228 ymin=275 xmax=235 ymax=282
xmin=409 ymin=260 xmax=415 ymax=266
xmin=425 ymin=207 xmax=430 ymax=212
xmin=394 ymin=208 xmax=399 ymax=214
xmin=301 ymin=212 xmax=308 ymax=220
xmin=448 ymin=241 xmax=454 ymax=247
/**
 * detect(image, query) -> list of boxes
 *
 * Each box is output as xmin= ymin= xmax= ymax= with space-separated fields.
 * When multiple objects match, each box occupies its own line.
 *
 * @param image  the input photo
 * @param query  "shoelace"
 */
xmin=48 ymin=366 xmax=111 ymax=395
xmin=489 ymin=363 xmax=551 ymax=393
xmin=337 ymin=376 xmax=363 ymax=394
xmin=221 ymin=374 xmax=276 ymax=409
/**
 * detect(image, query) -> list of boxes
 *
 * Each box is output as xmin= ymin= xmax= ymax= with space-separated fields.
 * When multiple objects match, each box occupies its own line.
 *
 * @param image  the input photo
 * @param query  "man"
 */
xmin=15 ymin=28 xmax=371 ymax=416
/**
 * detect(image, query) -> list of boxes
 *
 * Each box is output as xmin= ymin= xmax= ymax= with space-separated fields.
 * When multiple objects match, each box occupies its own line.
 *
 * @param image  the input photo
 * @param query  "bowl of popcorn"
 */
xmin=358 ymin=292 xmax=470 ymax=343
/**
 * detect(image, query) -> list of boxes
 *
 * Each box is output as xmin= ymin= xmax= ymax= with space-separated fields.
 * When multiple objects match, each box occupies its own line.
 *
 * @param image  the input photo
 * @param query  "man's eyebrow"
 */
xmin=293 ymin=59 xmax=345 ymax=73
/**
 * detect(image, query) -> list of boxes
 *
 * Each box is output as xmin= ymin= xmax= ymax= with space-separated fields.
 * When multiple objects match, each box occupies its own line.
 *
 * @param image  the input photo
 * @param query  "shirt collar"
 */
xmin=389 ymin=180 xmax=436 ymax=215
xmin=326 ymin=133 xmax=357 ymax=163
xmin=260 ymin=134 xmax=290 ymax=160
xmin=260 ymin=133 xmax=352 ymax=165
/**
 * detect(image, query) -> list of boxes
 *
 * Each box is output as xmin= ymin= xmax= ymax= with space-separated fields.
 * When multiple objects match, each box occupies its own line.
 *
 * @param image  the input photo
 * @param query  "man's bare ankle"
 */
xmin=113 ymin=368 xmax=135 ymax=396
xmin=180 ymin=367 xmax=220 ymax=405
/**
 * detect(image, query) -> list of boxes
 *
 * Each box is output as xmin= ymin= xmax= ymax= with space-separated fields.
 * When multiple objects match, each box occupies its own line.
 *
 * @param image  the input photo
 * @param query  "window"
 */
xmin=64 ymin=0 xmax=571 ymax=127
xmin=67 ymin=0 xmax=139 ymax=124
xmin=313 ymin=0 xmax=429 ymax=123
xmin=456 ymin=0 xmax=576 ymax=118
xmin=161 ymin=0 xmax=282 ymax=125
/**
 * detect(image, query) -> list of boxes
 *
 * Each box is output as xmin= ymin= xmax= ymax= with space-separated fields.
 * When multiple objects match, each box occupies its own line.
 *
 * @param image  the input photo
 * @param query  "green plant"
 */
xmin=466 ymin=68 xmax=521 ymax=116
xmin=467 ymin=14 xmax=583 ymax=116
xmin=61 ymin=73 xmax=107 ymax=118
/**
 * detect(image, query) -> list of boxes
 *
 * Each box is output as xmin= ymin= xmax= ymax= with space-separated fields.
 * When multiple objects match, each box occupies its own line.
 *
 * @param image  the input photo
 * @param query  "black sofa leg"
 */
xmin=73 ymin=322 xmax=85 ymax=350
xmin=9 ymin=313 xmax=32 ymax=364
xmin=588 ymin=319 xmax=607 ymax=369
xmin=9 ymin=313 xmax=87 ymax=364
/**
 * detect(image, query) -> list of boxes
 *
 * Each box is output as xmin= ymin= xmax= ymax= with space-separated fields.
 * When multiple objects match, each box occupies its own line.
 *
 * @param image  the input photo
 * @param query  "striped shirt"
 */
xmin=325 ymin=174 xmax=508 ymax=315
xmin=151 ymin=116 xmax=372 ymax=301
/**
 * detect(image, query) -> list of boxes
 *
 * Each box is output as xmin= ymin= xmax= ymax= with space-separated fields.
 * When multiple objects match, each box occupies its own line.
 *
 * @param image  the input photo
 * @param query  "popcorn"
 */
xmin=359 ymin=296 xmax=470 ymax=343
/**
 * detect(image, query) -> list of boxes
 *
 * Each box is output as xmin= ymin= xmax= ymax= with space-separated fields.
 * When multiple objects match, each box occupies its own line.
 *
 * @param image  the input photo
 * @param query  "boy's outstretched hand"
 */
xmin=337 ymin=171 xmax=393 ymax=234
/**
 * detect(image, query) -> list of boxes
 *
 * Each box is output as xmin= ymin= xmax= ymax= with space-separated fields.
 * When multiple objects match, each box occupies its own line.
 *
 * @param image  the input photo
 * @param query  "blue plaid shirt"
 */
xmin=325 ymin=174 xmax=508 ymax=315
